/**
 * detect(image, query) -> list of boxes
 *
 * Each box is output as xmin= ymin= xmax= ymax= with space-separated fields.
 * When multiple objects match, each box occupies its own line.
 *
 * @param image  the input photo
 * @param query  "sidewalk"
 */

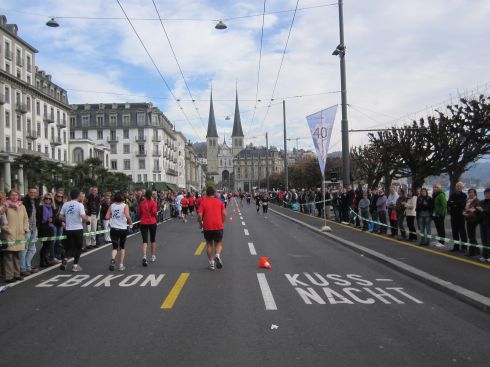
xmin=270 ymin=204 xmax=490 ymax=312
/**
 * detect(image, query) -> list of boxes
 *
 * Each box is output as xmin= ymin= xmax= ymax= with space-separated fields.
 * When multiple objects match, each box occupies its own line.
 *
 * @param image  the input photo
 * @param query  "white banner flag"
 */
xmin=306 ymin=105 xmax=338 ymax=177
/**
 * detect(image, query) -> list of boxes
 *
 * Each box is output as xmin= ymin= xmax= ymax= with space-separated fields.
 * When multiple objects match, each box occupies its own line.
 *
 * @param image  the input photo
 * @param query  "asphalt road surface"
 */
xmin=1 ymin=199 xmax=489 ymax=367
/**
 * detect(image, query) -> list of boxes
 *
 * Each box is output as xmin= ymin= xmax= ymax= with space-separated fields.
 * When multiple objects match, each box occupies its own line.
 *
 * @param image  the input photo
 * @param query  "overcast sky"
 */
xmin=3 ymin=0 xmax=489 ymax=152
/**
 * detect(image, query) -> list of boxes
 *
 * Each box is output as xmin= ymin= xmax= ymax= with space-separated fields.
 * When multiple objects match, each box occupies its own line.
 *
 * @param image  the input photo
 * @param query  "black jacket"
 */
xmin=447 ymin=191 xmax=467 ymax=216
xmin=23 ymin=196 xmax=40 ymax=219
xmin=86 ymin=194 xmax=101 ymax=215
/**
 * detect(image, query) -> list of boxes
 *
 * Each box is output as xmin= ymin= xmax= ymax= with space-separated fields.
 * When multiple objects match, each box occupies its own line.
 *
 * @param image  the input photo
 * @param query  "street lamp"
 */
xmin=215 ymin=20 xmax=227 ymax=30
xmin=46 ymin=18 xmax=60 ymax=27
xmin=332 ymin=0 xmax=350 ymax=187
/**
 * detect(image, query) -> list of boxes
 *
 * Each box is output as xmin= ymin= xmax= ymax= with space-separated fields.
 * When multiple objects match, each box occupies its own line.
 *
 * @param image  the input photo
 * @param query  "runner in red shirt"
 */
xmin=188 ymin=193 xmax=196 ymax=217
xmin=138 ymin=190 xmax=158 ymax=266
xmin=198 ymin=186 xmax=227 ymax=270
xmin=181 ymin=195 xmax=189 ymax=223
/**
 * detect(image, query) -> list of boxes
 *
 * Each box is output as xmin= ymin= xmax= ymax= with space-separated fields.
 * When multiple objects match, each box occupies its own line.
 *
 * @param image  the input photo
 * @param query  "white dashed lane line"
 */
xmin=242 ymin=221 xmax=246 ymax=226
xmin=248 ymin=242 xmax=257 ymax=255
xmin=244 ymin=229 xmax=249 ymax=236
xmin=257 ymin=273 xmax=277 ymax=310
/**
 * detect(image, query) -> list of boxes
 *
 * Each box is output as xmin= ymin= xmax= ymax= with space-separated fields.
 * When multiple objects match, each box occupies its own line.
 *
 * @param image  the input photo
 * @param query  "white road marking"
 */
xmin=257 ymin=273 xmax=277 ymax=310
xmin=375 ymin=279 xmax=393 ymax=282
xmin=244 ymin=229 xmax=249 ymax=236
xmin=240 ymin=216 xmax=243 ymax=220
xmin=248 ymin=242 xmax=257 ymax=255
xmin=242 ymin=221 xmax=246 ymax=226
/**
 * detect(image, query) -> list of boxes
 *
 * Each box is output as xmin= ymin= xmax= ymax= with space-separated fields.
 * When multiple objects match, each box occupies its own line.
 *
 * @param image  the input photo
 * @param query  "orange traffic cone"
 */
xmin=259 ymin=257 xmax=272 ymax=270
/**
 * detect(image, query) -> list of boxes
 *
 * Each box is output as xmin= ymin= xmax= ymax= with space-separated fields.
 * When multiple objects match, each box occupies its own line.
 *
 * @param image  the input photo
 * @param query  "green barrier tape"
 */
xmin=349 ymin=208 xmax=490 ymax=251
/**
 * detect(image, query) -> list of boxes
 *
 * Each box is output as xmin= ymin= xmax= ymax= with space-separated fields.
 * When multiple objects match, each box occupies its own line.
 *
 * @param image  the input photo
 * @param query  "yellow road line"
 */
xmin=194 ymin=242 xmax=206 ymax=256
xmin=274 ymin=206 xmax=490 ymax=270
xmin=161 ymin=272 xmax=190 ymax=309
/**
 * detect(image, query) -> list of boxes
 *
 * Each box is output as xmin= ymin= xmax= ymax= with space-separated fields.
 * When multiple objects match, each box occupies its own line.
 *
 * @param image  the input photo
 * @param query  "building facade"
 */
xmin=206 ymin=88 xmax=245 ymax=190
xmin=70 ymin=102 xmax=180 ymax=187
xmin=0 ymin=15 xmax=71 ymax=193
xmin=233 ymin=146 xmax=283 ymax=192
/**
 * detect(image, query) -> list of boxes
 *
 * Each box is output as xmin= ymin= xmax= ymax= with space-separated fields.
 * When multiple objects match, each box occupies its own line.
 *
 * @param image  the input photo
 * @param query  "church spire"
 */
xmin=232 ymin=87 xmax=244 ymax=137
xmin=206 ymin=88 xmax=218 ymax=138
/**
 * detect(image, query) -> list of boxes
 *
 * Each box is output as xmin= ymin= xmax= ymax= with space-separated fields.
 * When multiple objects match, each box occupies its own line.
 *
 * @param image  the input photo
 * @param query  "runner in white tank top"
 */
xmin=105 ymin=192 xmax=132 ymax=271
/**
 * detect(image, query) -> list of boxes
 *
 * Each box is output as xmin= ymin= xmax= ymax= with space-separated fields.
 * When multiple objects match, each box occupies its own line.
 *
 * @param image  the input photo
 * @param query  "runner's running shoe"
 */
xmin=150 ymin=255 xmax=156 ymax=262
xmin=215 ymin=254 xmax=223 ymax=269
xmin=60 ymin=258 xmax=67 ymax=271
xmin=142 ymin=258 xmax=148 ymax=267
xmin=119 ymin=264 xmax=126 ymax=271
xmin=208 ymin=262 xmax=215 ymax=270
xmin=71 ymin=264 xmax=82 ymax=272
xmin=109 ymin=259 xmax=115 ymax=271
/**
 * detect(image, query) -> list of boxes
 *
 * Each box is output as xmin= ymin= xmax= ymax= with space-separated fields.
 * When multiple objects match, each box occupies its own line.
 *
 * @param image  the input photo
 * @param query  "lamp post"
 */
xmin=283 ymin=100 xmax=288 ymax=191
xmin=332 ymin=0 xmax=350 ymax=187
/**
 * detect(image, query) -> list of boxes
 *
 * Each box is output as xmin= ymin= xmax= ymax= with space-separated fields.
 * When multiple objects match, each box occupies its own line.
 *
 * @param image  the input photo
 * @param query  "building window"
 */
xmin=128 ymin=174 xmax=132 ymax=181
xmin=16 ymin=115 xmax=21 ymax=131
xmin=36 ymin=101 xmax=40 ymax=115
xmin=143 ymin=174 xmax=147 ymax=182
xmin=123 ymin=129 xmax=129 ymax=139
xmin=110 ymin=115 xmax=117 ymax=126
xmin=97 ymin=130 xmax=103 ymax=140
xmin=70 ymin=131 xmax=75 ymax=139
xmin=124 ymin=160 xmax=130 ymax=170
xmin=58 ymin=149 xmax=61 ymax=160
xmin=123 ymin=144 xmax=130 ymax=154
xmin=81 ymin=115 xmax=89 ymax=127
xmin=138 ymin=144 xmax=145 ymax=154
xmin=4 ymin=86 xmax=9 ymax=103
xmin=64 ymin=150 xmax=67 ymax=162
xmin=37 ymin=144 xmax=41 ymax=152
xmin=110 ymin=144 xmax=117 ymax=154
xmin=111 ymin=160 xmax=118 ymax=170
xmin=96 ymin=115 xmax=104 ymax=126
xmin=139 ymin=159 xmax=145 ymax=169
xmin=122 ymin=115 xmax=130 ymax=126
xmin=63 ymin=131 xmax=66 ymax=143
xmin=37 ymin=122 xmax=41 ymax=136
xmin=82 ymin=130 xmax=88 ymax=139
xmin=137 ymin=113 xmax=145 ymax=125
xmin=73 ymin=148 xmax=84 ymax=163
xmin=137 ymin=174 xmax=142 ymax=182
xmin=5 ymin=111 xmax=10 ymax=128
xmin=44 ymin=123 xmax=48 ymax=138
xmin=26 ymin=96 xmax=31 ymax=111
xmin=5 ymin=137 xmax=10 ymax=152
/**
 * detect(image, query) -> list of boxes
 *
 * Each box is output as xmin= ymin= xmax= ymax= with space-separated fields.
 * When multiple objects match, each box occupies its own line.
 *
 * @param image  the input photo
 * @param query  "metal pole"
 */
xmin=323 ymin=173 xmax=326 ymax=228
xmin=283 ymin=100 xmax=288 ymax=191
xmin=266 ymin=132 xmax=270 ymax=192
xmin=338 ymin=0 xmax=350 ymax=186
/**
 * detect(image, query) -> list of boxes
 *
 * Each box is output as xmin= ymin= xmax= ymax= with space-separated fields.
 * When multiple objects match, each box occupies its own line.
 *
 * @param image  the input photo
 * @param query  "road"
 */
xmin=1 ymin=198 xmax=489 ymax=367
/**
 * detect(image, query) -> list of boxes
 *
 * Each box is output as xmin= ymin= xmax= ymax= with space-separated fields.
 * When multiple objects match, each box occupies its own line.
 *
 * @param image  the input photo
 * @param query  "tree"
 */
xmin=12 ymin=154 xmax=45 ymax=189
xmin=289 ymin=156 xmax=322 ymax=189
xmin=350 ymin=145 xmax=385 ymax=188
xmin=430 ymin=95 xmax=490 ymax=192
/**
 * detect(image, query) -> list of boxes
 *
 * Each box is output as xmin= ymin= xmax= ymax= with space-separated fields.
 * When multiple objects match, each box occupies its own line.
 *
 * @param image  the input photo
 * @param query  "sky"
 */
xmin=3 ymin=0 xmax=490 ymax=152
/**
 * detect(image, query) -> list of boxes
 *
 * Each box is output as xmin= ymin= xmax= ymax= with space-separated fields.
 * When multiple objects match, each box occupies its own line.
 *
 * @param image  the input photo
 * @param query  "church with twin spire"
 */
xmin=206 ymin=88 xmax=244 ymax=191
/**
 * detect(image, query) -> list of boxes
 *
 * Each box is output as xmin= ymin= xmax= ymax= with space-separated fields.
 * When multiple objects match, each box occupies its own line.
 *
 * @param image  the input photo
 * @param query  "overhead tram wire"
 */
xmin=1 ymin=3 xmax=338 ymax=22
xmin=151 ymin=0 xmax=206 ymax=132
xmin=248 ymin=0 xmax=267 ymax=137
xmin=258 ymin=0 xmax=300 ymax=132
xmin=115 ymin=0 xmax=204 ymax=140
xmin=65 ymin=88 xmax=340 ymax=102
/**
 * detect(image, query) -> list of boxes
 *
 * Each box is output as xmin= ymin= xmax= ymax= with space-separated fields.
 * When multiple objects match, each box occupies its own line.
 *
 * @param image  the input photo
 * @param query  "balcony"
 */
xmin=173 ymin=158 xmax=177 ymax=163
xmin=0 ymin=94 xmax=5 ymax=105
xmin=26 ymin=130 xmax=38 ymax=140
xmin=136 ymin=150 xmax=147 ymax=157
xmin=135 ymin=135 xmax=146 ymax=142
xmin=167 ymin=168 xmax=178 ymax=176
xmin=15 ymin=103 xmax=28 ymax=114
xmin=152 ymin=149 xmax=160 ymax=157
xmin=107 ymin=136 xmax=119 ymax=143
xmin=57 ymin=119 xmax=67 ymax=128
xmin=152 ymin=135 xmax=162 ymax=142
xmin=16 ymin=148 xmax=48 ymax=159
xmin=153 ymin=167 xmax=162 ymax=173
xmin=50 ymin=137 xmax=62 ymax=146
xmin=16 ymin=58 xmax=24 ymax=67
xmin=5 ymin=50 xmax=12 ymax=60
xmin=43 ymin=114 xmax=55 ymax=124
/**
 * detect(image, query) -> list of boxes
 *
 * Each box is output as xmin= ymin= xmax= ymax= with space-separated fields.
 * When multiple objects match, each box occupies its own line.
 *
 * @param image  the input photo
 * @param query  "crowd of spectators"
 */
xmin=269 ymin=183 xmax=490 ymax=263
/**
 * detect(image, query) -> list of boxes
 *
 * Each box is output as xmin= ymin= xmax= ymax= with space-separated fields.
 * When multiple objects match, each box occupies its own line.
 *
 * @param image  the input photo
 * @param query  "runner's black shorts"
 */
xmin=203 ymin=230 xmax=223 ymax=243
xmin=189 ymin=205 xmax=195 ymax=212
xmin=110 ymin=228 xmax=128 ymax=250
xmin=182 ymin=207 xmax=189 ymax=215
xmin=140 ymin=223 xmax=157 ymax=243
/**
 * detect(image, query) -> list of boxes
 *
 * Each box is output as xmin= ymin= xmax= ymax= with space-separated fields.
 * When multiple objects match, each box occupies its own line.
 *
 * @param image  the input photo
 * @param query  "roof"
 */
xmin=231 ymin=89 xmax=244 ymax=137
xmin=206 ymin=90 xmax=218 ymax=138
